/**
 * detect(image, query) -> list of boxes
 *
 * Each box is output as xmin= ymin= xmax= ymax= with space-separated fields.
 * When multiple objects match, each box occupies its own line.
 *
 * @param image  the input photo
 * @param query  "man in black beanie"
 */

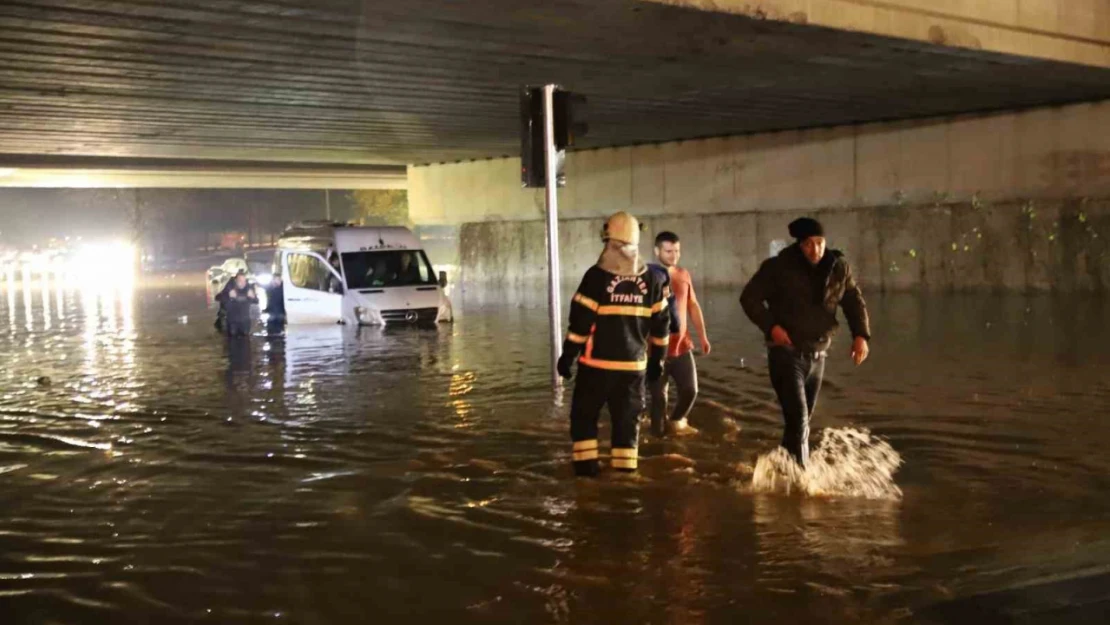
xmin=740 ymin=217 xmax=871 ymax=467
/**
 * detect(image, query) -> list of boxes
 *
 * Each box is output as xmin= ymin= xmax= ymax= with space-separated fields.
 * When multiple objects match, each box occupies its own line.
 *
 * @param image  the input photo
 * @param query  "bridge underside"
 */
xmin=0 ymin=156 xmax=406 ymax=189
xmin=1 ymin=0 xmax=1110 ymax=177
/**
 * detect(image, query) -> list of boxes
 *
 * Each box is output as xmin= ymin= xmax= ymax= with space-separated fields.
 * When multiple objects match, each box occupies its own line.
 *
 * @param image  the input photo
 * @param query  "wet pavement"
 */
xmin=2 ymin=277 xmax=1110 ymax=623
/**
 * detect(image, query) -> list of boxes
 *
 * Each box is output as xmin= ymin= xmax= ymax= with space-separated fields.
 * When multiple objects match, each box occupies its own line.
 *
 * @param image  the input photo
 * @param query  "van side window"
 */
xmin=287 ymin=253 xmax=337 ymax=293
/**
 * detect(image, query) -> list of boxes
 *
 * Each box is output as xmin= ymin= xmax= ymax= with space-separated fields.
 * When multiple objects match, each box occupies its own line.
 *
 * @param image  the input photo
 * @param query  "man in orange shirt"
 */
xmin=648 ymin=231 xmax=711 ymax=437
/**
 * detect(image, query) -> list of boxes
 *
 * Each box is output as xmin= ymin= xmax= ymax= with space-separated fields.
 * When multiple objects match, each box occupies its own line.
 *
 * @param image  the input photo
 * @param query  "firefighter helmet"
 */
xmin=601 ymin=211 xmax=642 ymax=245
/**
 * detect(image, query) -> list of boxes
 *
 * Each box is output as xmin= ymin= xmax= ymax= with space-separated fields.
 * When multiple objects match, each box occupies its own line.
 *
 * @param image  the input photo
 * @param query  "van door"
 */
xmin=282 ymin=251 xmax=344 ymax=324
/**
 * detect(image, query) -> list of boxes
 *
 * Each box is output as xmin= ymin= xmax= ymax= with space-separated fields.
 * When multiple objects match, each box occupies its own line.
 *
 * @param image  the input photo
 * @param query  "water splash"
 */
xmin=750 ymin=428 xmax=902 ymax=500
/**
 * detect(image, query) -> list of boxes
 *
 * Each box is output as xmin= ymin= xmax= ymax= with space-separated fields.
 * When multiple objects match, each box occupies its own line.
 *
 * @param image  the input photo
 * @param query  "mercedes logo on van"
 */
xmin=405 ymin=311 xmax=418 ymax=323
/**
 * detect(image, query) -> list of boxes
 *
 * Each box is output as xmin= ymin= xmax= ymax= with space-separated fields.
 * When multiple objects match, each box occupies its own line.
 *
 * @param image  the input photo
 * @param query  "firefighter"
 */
xmin=557 ymin=211 xmax=671 ymax=477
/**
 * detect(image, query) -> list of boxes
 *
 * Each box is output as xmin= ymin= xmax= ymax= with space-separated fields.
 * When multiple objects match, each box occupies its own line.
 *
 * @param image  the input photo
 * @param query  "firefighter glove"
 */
xmin=557 ymin=341 xmax=582 ymax=379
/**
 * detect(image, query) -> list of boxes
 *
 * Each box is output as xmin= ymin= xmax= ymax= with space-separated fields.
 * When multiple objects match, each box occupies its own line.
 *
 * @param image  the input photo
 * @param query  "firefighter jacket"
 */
xmin=564 ymin=265 xmax=670 ymax=372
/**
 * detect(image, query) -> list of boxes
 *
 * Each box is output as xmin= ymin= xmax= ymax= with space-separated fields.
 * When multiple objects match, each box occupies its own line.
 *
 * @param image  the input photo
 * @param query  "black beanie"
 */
xmin=788 ymin=217 xmax=824 ymax=241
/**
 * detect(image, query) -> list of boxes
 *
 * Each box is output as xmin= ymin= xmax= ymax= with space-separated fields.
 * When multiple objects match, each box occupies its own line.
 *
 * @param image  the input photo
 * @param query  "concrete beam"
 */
xmin=409 ymin=99 xmax=1110 ymax=225
xmin=411 ymin=98 xmax=1110 ymax=292
xmin=643 ymin=0 xmax=1110 ymax=68
xmin=0 ymin=156 xmax=406 ymax=189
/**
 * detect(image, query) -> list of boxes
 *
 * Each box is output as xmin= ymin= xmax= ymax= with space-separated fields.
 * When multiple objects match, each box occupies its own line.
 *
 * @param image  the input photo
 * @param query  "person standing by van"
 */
xmin=262 ymin=275 xmax=285 ymax=333
xmin=224 ymin=272 xmax=258 ymax=338
xmin=556 ymin=212 xmax=670 ymax=477
xmin=648 ymin=231 xmax=711 ymax=437
xmin=740 ymin=217 xmax=871 ymax=467
xmin=213 ymin=269 xmax=247 ymax=332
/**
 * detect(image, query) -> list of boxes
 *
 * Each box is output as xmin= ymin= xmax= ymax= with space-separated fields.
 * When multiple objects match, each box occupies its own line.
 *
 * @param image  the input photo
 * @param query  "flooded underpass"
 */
xmin=2 ymin=280 xmax=1110 ymax=624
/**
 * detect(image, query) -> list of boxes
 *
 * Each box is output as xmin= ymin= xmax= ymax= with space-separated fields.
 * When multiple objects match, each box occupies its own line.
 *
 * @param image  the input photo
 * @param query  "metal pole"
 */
xmin=542 ymin=84 xmax=562 ymax=389
xmin=325 ymin=189 xmax=331 ymax=220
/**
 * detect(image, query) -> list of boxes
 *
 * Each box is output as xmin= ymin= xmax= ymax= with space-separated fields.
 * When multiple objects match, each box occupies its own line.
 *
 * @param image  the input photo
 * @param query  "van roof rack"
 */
xmin=280 ymin=221 xmax=365 ymax=237
xmin=282 ymin=220 xmax=351 ymax=231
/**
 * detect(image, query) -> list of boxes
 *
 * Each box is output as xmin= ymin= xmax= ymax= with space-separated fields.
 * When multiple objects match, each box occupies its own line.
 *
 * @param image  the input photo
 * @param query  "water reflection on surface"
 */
xmin=1 ymin=281 xmax=1109 ymax=623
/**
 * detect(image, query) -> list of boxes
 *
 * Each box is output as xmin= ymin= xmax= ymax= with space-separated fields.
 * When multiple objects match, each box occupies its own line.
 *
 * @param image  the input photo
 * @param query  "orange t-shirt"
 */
xmin=668 ymin=266 xmax=696 ymax=358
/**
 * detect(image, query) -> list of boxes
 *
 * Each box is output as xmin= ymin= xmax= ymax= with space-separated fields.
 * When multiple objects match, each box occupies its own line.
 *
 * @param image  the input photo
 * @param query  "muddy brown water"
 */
xmin=2 ymin=279 xmax=1110 ymax=623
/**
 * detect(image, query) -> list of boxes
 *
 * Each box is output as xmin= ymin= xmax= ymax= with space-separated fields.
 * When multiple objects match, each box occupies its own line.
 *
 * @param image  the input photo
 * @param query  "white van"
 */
xmin=274 ymin=222 xmax=453 ymax=326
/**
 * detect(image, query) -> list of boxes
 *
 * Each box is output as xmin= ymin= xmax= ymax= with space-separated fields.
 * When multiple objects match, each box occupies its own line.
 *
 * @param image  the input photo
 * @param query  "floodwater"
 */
xmin=2 ymin=277 xmax=1110 ymax=624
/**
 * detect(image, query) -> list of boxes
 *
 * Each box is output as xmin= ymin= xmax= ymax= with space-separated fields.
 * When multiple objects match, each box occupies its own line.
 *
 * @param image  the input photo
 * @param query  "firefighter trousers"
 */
xmin=569 ymin=365 xmax=644 ymax=476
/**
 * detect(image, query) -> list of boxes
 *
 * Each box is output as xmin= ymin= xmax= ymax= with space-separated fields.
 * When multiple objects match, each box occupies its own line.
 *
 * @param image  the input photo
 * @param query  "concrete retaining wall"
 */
xmin=456 ymin=198 xmax=1110 ymax=294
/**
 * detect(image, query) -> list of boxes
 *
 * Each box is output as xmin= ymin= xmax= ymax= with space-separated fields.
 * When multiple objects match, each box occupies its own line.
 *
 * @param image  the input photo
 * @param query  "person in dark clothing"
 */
xmin=740 ymin=217 xmax=871 ymax=467
xmin=326 ymin=252 xmax=344 ymax=293
xmin=557 ymin=211 xmax=671 ymax=477
xmin=213 ymin=269 xmax=247 ymax=332
xmin=224 ymin=273 xmax=258 ymax=337
xmin=647 ymin=263 xmax=678 ymax=335
xmin=262 ymin=275 xmax=286 ymax=334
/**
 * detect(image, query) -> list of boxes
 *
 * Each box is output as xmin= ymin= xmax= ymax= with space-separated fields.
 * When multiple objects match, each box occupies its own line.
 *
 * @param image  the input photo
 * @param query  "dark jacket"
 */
xmin=647 ymin=263 xmax=680 ymax=334
xmin=564 ymin=265 xmax=671 ymax=372
xmin=740 ymin=244 xmax=870 ymax=352
xmin=263 ymin=282 xmax=285 ymax=316
xmin=214 ymin=278 xmax=236 ymax=311
xmin=225 ymin=284 xmax=258 ymax=333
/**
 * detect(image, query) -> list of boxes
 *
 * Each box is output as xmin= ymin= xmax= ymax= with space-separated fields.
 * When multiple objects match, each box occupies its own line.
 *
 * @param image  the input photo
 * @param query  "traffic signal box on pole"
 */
xmin=520 ymin=87 xmax=588 ymax=188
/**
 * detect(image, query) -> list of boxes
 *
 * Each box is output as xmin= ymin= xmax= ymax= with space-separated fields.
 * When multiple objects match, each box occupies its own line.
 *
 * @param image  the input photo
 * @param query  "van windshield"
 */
xmin=341 ymin=250 xmax=437 ymax=289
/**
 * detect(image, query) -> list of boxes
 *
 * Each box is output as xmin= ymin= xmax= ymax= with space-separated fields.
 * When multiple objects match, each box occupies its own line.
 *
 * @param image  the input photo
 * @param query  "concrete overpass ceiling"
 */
xmin=1 ymin=0 xmax=1109 ymax=167
xmin=0 ymin=155 xmax=407 ymax=188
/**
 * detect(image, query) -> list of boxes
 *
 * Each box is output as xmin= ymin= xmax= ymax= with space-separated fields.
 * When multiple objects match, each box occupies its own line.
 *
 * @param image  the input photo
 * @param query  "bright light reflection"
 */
xmin=22 ymin=281 xmax=32 ymax=333
xmin=100 ymin=285 xmax=117 ymax=334
xmin=69 ymin=242 xmax=137 ymax=289
xmin=40 ymin=280 xmax=51 ymax=331
xmin=6 ymin=274 xmax=15 ymax=336
xmin=81 ymin=282 xmax=99 ymax=361
xmin=119 ymin=284 xmax=135 ymax=368
xmin=55 ymin=284 xmax=65 ymax=323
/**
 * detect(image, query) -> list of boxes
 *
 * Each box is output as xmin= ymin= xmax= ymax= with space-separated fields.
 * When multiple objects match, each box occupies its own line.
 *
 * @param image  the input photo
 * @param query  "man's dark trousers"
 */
xmin=767 ymin=346 xmax=826 ymax=467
